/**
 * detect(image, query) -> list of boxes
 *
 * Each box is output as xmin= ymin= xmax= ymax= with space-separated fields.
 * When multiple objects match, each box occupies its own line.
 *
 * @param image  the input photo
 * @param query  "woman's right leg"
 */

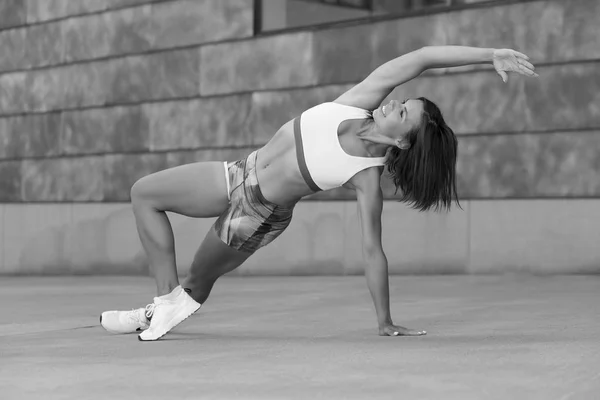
xmin=130 ymin=161 xmax=230 ymax=296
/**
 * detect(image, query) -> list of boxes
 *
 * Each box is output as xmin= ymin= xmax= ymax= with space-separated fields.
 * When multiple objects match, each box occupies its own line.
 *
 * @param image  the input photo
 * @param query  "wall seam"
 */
xmin=2 ymin=129 xmax=600 ymax=162
xmin=2 ymin=59 xmax=600 ymax=119
xmin=0 ymin=0 xmax=177 ymax=33
xmin=1 ymin=46 xmax=598 ymax=81
xmin=0 ymin=197 xmax=599 ymax=205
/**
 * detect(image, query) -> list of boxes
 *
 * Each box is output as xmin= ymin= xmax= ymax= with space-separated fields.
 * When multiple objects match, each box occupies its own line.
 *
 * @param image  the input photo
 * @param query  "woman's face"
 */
xmin=373 ymin=99 xmax=424 ymax=140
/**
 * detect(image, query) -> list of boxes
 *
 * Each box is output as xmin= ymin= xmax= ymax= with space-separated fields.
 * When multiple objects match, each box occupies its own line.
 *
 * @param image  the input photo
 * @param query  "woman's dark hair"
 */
xmin=385 ymin=97 xmax=460 ymax=212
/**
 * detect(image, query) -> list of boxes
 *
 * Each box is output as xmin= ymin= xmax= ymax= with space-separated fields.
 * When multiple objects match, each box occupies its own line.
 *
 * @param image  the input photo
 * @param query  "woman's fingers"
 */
xmin=514 ymin=50 xmax=530 ymax=60
xmin=498 ymin=69 xmax=508 ymax=83
xmin=519 ymin=64 xmax=538 ymax=77
xmin=518 ymin=58 xmax=535 ymax=71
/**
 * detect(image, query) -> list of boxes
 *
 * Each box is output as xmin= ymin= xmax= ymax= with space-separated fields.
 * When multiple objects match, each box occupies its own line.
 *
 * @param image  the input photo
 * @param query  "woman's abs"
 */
xmin=255 ymin=121 xmax=315 ymax=207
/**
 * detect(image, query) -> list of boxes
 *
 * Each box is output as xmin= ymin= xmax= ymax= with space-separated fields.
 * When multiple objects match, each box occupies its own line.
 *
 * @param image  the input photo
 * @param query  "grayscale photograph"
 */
xmin=0 ymin=0 xmax=598 ymax=399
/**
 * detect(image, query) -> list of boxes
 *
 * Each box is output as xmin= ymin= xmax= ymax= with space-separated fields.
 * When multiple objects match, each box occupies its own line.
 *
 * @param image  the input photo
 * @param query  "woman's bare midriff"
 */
xmin=254 ymin=120 xmax=315 ymax=208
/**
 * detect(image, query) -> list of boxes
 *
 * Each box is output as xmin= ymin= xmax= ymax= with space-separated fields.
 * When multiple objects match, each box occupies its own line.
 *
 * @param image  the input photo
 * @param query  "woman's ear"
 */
xmin=395 ymin=138 xmax=411 ymax=150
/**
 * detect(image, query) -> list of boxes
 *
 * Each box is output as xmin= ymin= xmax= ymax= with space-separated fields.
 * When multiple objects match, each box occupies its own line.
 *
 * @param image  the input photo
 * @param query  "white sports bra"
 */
xmin=293 ymin=102 xmax=386 ymax=192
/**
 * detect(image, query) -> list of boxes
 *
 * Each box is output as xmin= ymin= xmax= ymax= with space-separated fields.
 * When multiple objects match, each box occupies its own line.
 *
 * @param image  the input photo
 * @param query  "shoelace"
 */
xmin=144 ymin=303 xmax=156 ymax=319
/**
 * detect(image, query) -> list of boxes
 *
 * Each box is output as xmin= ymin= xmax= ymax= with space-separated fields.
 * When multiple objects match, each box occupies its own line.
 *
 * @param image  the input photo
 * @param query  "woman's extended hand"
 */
xmin=493 ymin=48 xmax=538 ymax=83
xmin=379 ymin=323 xmax=427 ymax=337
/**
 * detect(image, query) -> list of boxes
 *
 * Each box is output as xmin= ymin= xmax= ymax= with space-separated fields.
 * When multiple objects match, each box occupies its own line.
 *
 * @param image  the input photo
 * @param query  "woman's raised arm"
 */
xmin=335 ymin=46 xmax=537 ymax=110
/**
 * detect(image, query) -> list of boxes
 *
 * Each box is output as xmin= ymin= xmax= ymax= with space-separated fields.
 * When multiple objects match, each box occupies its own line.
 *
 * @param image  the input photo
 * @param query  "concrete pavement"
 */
xmin=1 ymin=275 xmax=599 ymax=399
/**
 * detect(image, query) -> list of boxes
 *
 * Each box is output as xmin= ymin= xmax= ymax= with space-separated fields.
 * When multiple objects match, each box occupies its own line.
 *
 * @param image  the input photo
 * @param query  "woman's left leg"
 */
xmin=182 ymin=226 xmax=252 ymax=304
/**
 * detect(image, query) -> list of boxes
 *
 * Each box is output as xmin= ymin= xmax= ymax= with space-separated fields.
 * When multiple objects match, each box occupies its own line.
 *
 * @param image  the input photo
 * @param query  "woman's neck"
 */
xmin=355 ymin=118 xmax=390 ymax=157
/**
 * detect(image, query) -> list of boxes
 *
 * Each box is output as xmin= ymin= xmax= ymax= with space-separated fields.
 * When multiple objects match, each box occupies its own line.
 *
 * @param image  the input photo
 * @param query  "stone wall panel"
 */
xmin=62 ymin=6 xmax=154 ymax=62
xmin=200 ymin=33 xmax=316 ymax=95
xmin=151 ymin=0 xmax=252 ymax=49
xmin=103 ymin=152 xmax=167 ymax=201
xmin=24 ymin=23 xmax=63 ymax=68
xmin=0 ymin=29 xmax=26 ymax=72
xmin=0 ymin=117 xmax=24 ymax=159
xmin=110 ymin=50 xmax=199 ymax=104
xmin=145 ymin=95 xmax=253 ymax=151
xmin=457 ymin=131 xmax=600 ymax=198
xmin=62 ymin=106 xmax=148 ymax=155
xmin=20 ymin=113 xmax=63 ymax=157
xmin=0 ymin=161 xmax=22 ymax=201
xmin=0 ymin=0 xmax=25 ymax=29
xmin=21 ymin=156 xmax=104 ymax=201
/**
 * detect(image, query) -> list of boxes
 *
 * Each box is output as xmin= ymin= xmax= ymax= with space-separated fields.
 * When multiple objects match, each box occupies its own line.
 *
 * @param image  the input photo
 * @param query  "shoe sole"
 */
xmin=138 ymin=302 xmax=201 ymax=342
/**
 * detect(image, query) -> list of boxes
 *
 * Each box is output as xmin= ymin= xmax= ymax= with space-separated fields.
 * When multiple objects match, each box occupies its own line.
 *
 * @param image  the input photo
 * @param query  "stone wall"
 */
xmin=1 ymin=0 xmax=598 ymax=203
xmin=1 ymin=0 xmax=599 ymax=274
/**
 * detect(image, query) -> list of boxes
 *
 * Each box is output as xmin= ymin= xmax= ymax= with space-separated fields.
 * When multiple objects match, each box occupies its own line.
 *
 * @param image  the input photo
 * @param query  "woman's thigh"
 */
xmin=131 ymin=161 xmax=230 ymax=218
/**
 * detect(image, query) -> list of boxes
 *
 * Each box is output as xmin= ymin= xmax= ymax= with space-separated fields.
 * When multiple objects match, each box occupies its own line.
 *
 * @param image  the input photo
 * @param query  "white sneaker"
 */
xmin=138 ymin=286 xmax=201 ymax=341
xmin=100 ymin=304 xmax=156 ymax=334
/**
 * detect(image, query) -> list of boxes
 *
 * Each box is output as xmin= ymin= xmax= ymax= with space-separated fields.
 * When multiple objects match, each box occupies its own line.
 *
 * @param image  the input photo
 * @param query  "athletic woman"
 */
xmin=100 ymin=46 xmax=538 ymax=341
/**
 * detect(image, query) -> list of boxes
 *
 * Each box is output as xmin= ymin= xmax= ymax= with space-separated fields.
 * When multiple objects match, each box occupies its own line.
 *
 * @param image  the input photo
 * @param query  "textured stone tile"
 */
xmin=0 ymin=28 xmax=26 ymax=72
xmin=0 ymin=117 xmax=23 ymax=159
xmin=62 ymin=63 xmax=113 ymax=109
xmin=0 ymin=0 xmax=26 ymax=29
xmin=249 ymin=84 xmax=352 ymax=144
xmin=62 ymin=106 xmax=149 ymax=154
xmin=24 ymin=22 xmax=63 ymax=68
xmin=0 ymin=161 xmax=22 ymax=201
xmin=24 ymin=68 xmax=69 ymax=112
xmin=21 ymin=51 xmax=198 ymax=113
xmin=152 ymin=0 xmax=252 ymax=48
xmin=110 ymin=50 xmax=199 ymax=103
xmin=370 ymin=14 xmax=448 ymax=68
xmin=469 ymin=199 xmax=600 ymax=273
xmin=442 ymin=5 xmax=525 ymax=51
xmin=0 ymin=73 xmax=27 ymax=114
xmin=522 ymin=0 xmax=600 ymax=62
xmin=63 ymin=6 xmax=154 ymax=62
xmin=25 ymin=0 xmax=112 ymax=23
xmin=145 ymin=95 xmax=252 ymax=151
xmin=103 ymin=152 xmax=167 ymax=201
xmin=200 ymin=32 xmax=317 ymax=95
xmin=457 ymin=131 xmax=600 ymax=198
xmin=22 ymin=157 xmax=104 ymax=201
xmin=299 ymin=0 xmax=599 ymax=88
xmin=26 ymin=0 xmax=69 ymax=22
xmin=533 ymin=133 xmax=600 ymax=197
xmin=312 ymin=24 xmax=374 ymax=84
xmin=371 ymin=0 xmax=599 ymax=68
xmin=523 ymin=63 xmax=600 ymax=131
xmin=19 ymin=113 xmax=63 ymax=157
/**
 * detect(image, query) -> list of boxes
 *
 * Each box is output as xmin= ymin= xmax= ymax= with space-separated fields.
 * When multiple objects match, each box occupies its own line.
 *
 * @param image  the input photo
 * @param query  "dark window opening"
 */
xmin=256 ymin=0 xmax=506 ymax=33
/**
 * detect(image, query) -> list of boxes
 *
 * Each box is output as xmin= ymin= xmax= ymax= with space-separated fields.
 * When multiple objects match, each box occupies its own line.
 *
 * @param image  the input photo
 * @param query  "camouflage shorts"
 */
xmin=213 ymin=150 xmax=294 ymax=253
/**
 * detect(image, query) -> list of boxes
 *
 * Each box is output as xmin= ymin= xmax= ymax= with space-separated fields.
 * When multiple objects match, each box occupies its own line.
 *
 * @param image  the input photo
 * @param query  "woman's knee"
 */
xmin=130 ymin=175 xmax=155 ymax=205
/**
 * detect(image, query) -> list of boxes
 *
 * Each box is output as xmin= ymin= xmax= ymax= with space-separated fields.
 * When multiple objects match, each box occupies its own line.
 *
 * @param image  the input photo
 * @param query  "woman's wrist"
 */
xmin=485 ymin=48 xmax=497 ymax=64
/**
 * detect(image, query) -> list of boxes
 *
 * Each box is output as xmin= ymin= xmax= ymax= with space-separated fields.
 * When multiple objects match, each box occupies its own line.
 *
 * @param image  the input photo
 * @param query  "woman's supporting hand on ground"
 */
xmin=493 ymin=48 xmax=539 ymax=83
